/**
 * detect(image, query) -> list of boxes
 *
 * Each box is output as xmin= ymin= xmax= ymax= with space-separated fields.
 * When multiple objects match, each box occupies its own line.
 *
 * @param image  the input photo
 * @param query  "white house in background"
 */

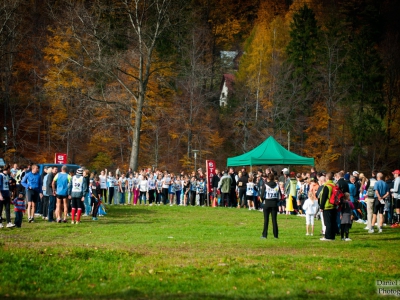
xmin=219 ymin=73 xmax=235 ymax=107
xmin=220 ymin=51 xmax=238 ymax=68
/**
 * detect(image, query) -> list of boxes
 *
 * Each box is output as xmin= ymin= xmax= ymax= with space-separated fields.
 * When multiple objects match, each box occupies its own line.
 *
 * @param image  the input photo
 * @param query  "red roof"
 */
xmin=220 ymin=74 xmax=235 ymax=92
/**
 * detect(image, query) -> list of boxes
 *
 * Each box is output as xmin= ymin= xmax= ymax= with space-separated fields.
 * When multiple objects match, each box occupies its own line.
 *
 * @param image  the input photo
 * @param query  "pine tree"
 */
xmin=341 ymin=0 xmax=385 ymax=169
xmin=286 ymin=4 xmax=319 ymax=99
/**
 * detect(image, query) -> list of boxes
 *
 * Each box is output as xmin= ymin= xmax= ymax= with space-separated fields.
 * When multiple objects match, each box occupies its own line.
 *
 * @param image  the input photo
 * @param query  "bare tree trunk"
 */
xmin=130 ymin=91 xmax=144 ymax=170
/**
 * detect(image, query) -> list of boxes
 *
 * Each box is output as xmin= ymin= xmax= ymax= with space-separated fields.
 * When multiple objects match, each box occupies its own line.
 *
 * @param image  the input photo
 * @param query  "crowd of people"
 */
xmin=0 ymin=163 xmax=399 ymax=242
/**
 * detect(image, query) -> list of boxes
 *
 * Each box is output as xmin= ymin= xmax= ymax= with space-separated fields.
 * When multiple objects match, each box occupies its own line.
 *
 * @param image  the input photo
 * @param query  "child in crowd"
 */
xmin=340 ymin=192 xmax=354 ymax=241
xmin=90 ymin=179 xmax=101 ymax=221
xmin=302 ymin=190 xmax=319 ymax=236
xmin=246 ymin=177 xmax=255 ymax=210
xmin=12 ymin=192 xmax=25 ymax=228
xmin=278 ymin=182 xmax=286 ymax=214
xmin=196 ymin=177 xmax=206 ymax=206
xmin=189 ymin=176 xmax=197 ymax=206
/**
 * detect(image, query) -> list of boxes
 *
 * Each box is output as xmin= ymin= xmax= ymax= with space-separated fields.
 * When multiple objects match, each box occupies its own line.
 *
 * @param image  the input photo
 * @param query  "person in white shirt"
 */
xmin=303 ymin=191 xmax=319 ymax=236
xmin=133 ymin=173 xmax=140 ymax=205
xmin=139 ymin=175 xmax=148 ymax=205
xmin=106 ymin=171 xmax=116 ymax=205
xmin=246 ymin=177 xmax=256 ymax=210
xmin=99 ymin=170 xmax=107 ymax=204
xmin=148 ymin=174 xmax=156 ymax=205
xmin=127 ymin=174 xmax=134 ymax=205
xmin=162 ymin=172 xmax=171 ymax=205
xmin=118 ymin=173 xmax=127 ymax=205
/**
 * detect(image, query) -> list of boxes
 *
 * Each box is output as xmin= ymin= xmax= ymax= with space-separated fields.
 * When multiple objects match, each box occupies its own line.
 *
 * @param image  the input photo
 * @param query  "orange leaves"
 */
xmin=303 ymin=102 xmax=341 ymax=170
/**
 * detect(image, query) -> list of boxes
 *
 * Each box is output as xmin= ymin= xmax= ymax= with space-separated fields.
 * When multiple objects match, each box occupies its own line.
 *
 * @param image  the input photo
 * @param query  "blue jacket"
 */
xmin=21 ymin=172 xmax=43 ymax=193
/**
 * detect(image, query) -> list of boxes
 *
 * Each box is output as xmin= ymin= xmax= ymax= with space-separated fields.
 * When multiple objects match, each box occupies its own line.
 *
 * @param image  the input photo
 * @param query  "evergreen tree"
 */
xmin=286 ymin=4 xmax=319 ymax=100
xmin=341 ymin=0 xmax=385 ymax=169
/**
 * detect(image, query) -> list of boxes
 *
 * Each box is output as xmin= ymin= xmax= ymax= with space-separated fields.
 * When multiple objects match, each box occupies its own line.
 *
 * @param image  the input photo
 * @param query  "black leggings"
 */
xmin=108 ymin=188 xmax=114 ymax=204
xmin=156 ymin=191 xmax=162 ymax=204
xmin=149 ymin=190 xmax=155 ymax=204
xmin=341 ymin=224 xmax=351 ymax=239
xmin=239 ymin=188 xmax=246 ymax=207
xmin=101 ymin=189 xmax=107 ymax=202
xmin=199 ymin=193 xmax=205 ymax=206
xmin=42 ymin=196 xmax=49 ymax=218
xmin=262 ymin=206 xmax=278 ymax=238
xmin=139 ymin=191 xmax=147 ymax=204
xmin=162 ymin=188 xmax=169 ymax=204
xmin=190 ymin=191 xmax=196 ymax=206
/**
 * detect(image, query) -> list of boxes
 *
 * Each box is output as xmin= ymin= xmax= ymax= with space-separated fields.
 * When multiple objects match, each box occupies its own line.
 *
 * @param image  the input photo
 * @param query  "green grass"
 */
xmin=0 ymin=205 xmax=399 ymax=299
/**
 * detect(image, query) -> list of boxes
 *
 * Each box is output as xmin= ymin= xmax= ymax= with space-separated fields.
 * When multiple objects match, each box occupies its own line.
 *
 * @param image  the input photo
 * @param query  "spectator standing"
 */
xmin=365 ymin=170 xmax=378 ymax=231
xmin=52 ymin=165 xmax=71 ymax=223
xmin=390 ymin=170 xmax=400 ymax=227
xmin=99 ymin=170 xmax=107 ymax=204
xmin=68 ymin=168 xmax=87 ymax=224
xmin=42 ymin=168 xmax=50 ymax=220
xmin=218 ymin=171 xmax=232 ymax=207
xmin=211 ymin=169 xmax=221 ymax=202
xmin=369 ymin=172 xmax=388 ymax=233
xmin=46 ymin=167 xmax=58 ymax=222
xmin=260 ymin=173 xmax=281 ymax=239
xmin=0 ymin=166 xmax=15 ymax=228
xmin=319 ymin=172 xmax=337 ymax=241
xmin=237 ymin=171 xmax=248 ymax=208
xmin=106 ymin=171 xmax=116 ymax=205
xmin=21 ymin=164 xmax=43 ymax=223
xmin=229 ymin=168 xmax=237 ymax=208
xmin=303 ymin=191 xmax=319 ymax=236
xmin=384 ymin=175 xmax=393 ymax=225
xmin=340 ymin=193 xmax=354 ymax=241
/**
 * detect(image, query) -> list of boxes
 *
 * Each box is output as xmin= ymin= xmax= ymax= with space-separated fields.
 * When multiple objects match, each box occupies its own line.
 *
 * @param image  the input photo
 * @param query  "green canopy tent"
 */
xmin=226 ymin=136 xmax=314 ymax=167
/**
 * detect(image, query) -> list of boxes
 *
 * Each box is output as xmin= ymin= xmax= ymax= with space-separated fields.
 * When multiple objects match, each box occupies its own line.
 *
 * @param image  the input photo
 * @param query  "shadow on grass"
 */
xmin=98 ymin=290 xmax=296 ymax=300
xmin=103 ymin=207 xmax=157 ymax=218
xmin=95 ymin=291 xmax=340 ymax=300
xmin=103 ymin=219 xmax=156 ymax=225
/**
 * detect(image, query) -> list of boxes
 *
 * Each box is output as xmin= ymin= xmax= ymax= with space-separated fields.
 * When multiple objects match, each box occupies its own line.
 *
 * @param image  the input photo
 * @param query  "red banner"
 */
xmin=54 ymin=153 xmax=68 ymax=164
xmin=206 ymin=160 xmax=216 ymax=193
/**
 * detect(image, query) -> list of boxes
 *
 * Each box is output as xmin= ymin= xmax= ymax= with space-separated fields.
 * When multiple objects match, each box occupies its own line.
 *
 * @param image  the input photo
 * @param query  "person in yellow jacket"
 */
xmin=319 ymin=172 xmax=337 ymax=241
xmin=285 ymin=172 xmax=297 ymax=214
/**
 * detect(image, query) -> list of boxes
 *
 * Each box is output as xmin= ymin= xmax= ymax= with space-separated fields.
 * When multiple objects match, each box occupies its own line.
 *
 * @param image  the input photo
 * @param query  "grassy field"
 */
xmin=0 ymin=204 xmax=399 ymax=299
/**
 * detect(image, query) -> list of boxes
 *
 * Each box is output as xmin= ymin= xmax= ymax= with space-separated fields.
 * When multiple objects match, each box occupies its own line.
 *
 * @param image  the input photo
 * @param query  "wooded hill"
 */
xmin=0 ymin=0 xmax=399 ymax=173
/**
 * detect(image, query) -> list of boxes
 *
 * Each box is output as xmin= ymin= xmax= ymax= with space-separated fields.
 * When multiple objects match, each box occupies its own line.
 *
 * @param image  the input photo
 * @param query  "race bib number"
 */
xmin=72 ymin=177 xmax=83 ymax=193
xmin=265 ymin=185 xmax=279 ymax=199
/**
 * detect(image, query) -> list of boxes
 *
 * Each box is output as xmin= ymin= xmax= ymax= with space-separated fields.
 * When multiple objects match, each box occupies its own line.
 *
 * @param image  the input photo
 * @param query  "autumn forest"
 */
xmin=0 ymin=0 xmax=399 ymax=173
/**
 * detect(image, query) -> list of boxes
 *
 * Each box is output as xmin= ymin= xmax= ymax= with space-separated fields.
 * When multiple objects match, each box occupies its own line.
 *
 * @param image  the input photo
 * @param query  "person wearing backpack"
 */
xmin=319 ymin=172 xmax=337 ymax=241
xmin=365 ymin=170 xmax=378 ymax=231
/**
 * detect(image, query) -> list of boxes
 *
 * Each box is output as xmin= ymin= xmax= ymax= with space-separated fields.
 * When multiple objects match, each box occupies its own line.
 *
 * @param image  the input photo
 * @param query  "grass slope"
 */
xmin=0 ymin=205 xmax=399 ymax=299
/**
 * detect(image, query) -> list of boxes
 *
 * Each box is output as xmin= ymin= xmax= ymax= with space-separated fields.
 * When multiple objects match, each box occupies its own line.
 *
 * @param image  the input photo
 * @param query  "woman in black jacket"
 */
xmin=260 ymin=173 xmax=281 ymax=239
xmin=237 ymin=171 xmax=248 ymax=208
